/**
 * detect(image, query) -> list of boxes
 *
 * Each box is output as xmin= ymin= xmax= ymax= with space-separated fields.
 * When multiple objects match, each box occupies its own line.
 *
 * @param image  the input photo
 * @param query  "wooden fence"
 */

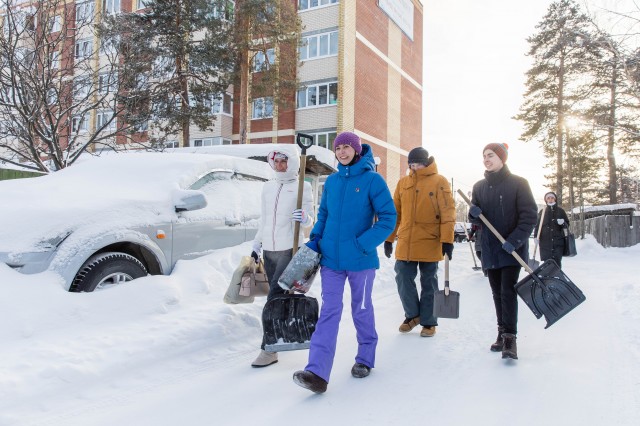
xmin=573 ymin=215 xmax=640 ymax=248
xmin=0 ymin=168 xmax=44 ymax=181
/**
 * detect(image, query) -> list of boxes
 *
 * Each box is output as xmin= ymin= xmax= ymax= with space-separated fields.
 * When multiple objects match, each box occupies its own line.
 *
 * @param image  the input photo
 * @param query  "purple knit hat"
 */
xmin=333 ymin=131 xmax=362 ymax=154
xmin=483 ymin=143 xmax=509 ymax=163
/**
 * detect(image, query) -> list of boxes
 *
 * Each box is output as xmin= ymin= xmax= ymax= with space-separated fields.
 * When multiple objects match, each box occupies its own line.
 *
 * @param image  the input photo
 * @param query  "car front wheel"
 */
xmin=72 ymin=252 xmax=148 ymax=292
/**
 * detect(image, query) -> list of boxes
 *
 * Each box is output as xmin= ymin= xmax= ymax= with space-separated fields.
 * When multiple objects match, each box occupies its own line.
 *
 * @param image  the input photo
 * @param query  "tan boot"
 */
xmin=251 ymin=350 xmax=278 ymax=368
xmin=420 ymin=326 xmax=437 ymax=337
xmin=399 ymin=316 xmax=420 ymax=333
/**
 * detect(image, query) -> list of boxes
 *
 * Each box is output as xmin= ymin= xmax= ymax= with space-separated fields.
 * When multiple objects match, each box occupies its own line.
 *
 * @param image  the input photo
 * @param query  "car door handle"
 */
xmin=225 ymin=218 xmax=241 ymax=226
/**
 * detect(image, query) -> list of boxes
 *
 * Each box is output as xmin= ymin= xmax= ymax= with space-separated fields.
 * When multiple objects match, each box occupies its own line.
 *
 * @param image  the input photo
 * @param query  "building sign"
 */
xmin=378 ymin=0 xmax=414 ymax=41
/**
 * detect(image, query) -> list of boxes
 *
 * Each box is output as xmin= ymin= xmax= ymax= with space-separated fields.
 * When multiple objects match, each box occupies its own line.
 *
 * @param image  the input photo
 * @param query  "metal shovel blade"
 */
xmin=527 ymin=259 xmax=540 ymax=270
xmin=514 ymin=259 xmax=586 ymax=328
xmin=263 ymin=294 xmax=319 ymax=352
xmin=434 ymin=289 xmax=460 ymax=319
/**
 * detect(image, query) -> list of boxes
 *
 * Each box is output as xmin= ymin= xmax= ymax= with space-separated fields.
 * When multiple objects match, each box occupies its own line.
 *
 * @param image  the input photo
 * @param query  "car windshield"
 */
xmin=189 ymin=170 xmax=266 ymax=190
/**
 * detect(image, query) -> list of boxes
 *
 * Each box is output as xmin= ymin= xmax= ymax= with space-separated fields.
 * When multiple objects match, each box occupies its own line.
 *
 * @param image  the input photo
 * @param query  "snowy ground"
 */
xmin=1 ymin=236 xmax=638 ymax=426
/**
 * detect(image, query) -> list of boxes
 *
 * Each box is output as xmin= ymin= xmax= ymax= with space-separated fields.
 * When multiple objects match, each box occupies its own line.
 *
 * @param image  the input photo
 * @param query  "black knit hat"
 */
xmin=408 ymin=147 xmax=429 ymax=165
xmin=544 ymin=191 xmax=558 ymax=201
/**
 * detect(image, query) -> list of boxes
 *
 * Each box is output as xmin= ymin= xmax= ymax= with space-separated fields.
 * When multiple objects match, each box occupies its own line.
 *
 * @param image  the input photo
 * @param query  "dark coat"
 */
xmin=470 ymin=165 xmax=537 ymax=269
xmin=534 ymin=204 xmax=569 ymax=262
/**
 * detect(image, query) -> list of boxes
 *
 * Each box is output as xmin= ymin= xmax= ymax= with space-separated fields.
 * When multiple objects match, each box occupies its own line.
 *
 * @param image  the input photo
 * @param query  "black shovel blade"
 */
xmin=433 ymin=290 xmax=460 ymax=319
xmin=263 ymin=294 xmax=319 ymax=352
xmin=515 ymin=259 xmax=586 ymax=328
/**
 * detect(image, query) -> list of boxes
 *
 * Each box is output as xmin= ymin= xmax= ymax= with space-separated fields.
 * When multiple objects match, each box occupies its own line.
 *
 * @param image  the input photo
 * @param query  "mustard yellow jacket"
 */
xmin=386 ymin=161 xmax=455 ymax=262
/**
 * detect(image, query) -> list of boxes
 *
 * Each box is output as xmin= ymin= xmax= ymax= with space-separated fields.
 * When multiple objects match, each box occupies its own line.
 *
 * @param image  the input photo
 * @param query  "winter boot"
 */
xmin=420 ymin=326 xmax=437 ymax=337
xmin=490 ymin=327 xmax=505 ymax=352
xmin=399 ymin=316 xmax=421 ymax=333
xmin=501 ymin=333 xmax=518 ymax=360
xmin=351 ymin=363 xmax=371 ymax=378
xmin=251 ymin=350 xmax=278 ymax=368
xmin=293 ymin=370 xmax=328 ymax=394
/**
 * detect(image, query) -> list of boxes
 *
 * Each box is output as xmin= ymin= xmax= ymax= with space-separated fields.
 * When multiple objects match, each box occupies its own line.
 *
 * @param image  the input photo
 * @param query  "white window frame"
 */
xmin=297 ymin=81 xmax=338 ymax=109
xmin=72 ymin=115 xmax=89 ymax=133
xmin=73 ymin=77 xmax=91 ymax=99
xmin=307 ymin=131 xmax=337 ymax=150
xmin=49 ymin=15 xmax=61 ymax=33
xmin=253 ymin=48 xmax=275 ymax=72
xmin=211 ymin=93 xmax=232 ymax=115
xmin=96 ymin=110 xmax=116 ymax=130
xmin=252 ymin=97 xmax=273 ymax=119
xmin=103 ymin=0 xmax=121 ymax=15
xmin=98 ymin=72 xmax=117 ymax=94
xmin=136 ymin=0 xmax=150 ymax=10
xmin=299 ymin=31 xmax=338 ymax=61
xmin=76 ymin=1 xmax=95 ymax=22
xmin=75 ymin=38 xmax=93 ymax=59
xmin=298 ymin=0 xmax=338 ymax=12
xmin=191 ymin=137 xmax=231 ymax=147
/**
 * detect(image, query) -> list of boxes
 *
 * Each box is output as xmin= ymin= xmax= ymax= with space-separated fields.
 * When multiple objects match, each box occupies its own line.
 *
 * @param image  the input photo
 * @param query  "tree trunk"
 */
xmin=566 ymin=128 xmax=575 ymax=222
xmin=238 ymin=14 xmax=251 ymax=145
xmin=556 ymin=54 xmax=565 ymax=203
xmin=607 ymin=61 xmax=618 ymax=204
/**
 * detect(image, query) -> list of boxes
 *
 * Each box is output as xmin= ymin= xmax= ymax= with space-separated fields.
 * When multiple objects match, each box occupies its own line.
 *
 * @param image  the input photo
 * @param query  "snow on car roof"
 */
xmin=0 ymin=153 xmax=271 ymax=253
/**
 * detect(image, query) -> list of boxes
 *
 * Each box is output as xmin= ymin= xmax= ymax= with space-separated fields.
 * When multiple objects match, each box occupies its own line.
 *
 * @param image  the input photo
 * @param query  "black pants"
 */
xmin=487 ymin=266 xmax=521 ymax=335
xmin=260 ymin=249 xmax=292 ymax=350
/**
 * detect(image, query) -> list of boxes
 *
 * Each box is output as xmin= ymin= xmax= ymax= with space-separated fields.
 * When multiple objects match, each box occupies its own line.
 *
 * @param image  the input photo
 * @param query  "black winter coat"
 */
xmin=534 ymin=205 xmax=569 ymax=262
xmin=470 ymin=165 xmax=537 ymax=269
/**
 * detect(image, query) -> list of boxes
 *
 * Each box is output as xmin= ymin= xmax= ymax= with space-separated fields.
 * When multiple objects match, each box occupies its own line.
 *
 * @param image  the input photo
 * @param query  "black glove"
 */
xmin=469 ymin=205 xmax=482 ymax=218
xmin=442 ymin=242 xmax=454 ymax=260
xmin=250 ymin=251 xmax=259 ymax=263
xmin=384 ymin=241 xmax=393 ymax=258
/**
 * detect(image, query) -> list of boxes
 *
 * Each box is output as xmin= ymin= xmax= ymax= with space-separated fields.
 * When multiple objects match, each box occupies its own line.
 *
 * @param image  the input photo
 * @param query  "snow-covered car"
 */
xmin=0 ymin=152 xmax=272 ymax=292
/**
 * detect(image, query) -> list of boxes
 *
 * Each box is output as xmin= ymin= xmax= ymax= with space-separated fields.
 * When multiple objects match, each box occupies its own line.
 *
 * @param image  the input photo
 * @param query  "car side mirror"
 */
xmin=174 ymin=190 xmax=208 ymax=212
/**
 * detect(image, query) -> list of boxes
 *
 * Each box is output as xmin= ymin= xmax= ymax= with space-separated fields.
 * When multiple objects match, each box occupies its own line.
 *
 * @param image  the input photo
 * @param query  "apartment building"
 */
xmin=236 ymin=0 xmax=423 ymax=187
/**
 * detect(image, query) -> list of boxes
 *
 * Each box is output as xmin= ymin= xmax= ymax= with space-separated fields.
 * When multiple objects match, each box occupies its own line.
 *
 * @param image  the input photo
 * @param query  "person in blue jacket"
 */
xmin=469 ymin=143 xmax=537 ymax=360
xmin=293 ymin=131 xmax=397 ymax=394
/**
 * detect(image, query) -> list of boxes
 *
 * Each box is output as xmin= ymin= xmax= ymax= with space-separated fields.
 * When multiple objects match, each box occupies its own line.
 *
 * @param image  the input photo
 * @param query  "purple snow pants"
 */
xmin=305 ymin=267 xmax=378 ymax=383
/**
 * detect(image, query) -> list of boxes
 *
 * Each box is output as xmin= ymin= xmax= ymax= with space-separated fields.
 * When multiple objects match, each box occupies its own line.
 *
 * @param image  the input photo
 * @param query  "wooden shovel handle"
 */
xmin=457 ymin=190 xmax=533 ymax=274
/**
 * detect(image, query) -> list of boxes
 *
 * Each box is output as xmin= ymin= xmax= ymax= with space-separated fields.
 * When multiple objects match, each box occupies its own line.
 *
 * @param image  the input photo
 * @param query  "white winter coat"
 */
xmin=253 ymin=146 xmax=314 ymax=252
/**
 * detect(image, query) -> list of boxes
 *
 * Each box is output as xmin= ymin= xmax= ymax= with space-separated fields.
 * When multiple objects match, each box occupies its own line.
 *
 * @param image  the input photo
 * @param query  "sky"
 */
xmin=422 ymin=0 xmax=637 ymax=202
xmin=1 ymin=230 xmax=639 ymax=425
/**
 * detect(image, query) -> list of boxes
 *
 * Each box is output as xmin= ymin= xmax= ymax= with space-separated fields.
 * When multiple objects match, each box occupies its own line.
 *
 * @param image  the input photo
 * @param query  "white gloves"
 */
xmin=252 ymin=240 xmax=262 ymax=257
xmin=292 ymin=208 xmax=311 ymax=226
xmin=556 ymin=218 xmax=565 ymax=225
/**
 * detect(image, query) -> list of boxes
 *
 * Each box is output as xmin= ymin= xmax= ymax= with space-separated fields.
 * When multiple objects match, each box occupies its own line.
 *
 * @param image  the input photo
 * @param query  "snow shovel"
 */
xmin=463 ymin=225 xmax=482 ymax=271
xmin=292 ymin=132 xmax=314 ymax=255
xmin=263 ymin=293 xmax=319 ymax=352
xmin=262 ymin=133 xmax=319 ymax=352
xmin=457 ymin=190 xmax=586 ymax=329
xmin=528 ymin=206 xmax=546 ymax=270
xmin=433 ymin=254 xmax=460 ymax=319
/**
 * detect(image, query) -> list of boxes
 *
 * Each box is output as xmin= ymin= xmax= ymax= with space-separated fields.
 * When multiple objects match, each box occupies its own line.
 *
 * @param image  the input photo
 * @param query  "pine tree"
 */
xmin=232 ymin=0 xmax=300 ymax=144
xmin=100 ymin=0 xmax=236 ymax=147
xmin=515 ymin=0 xmax=600 ymax=203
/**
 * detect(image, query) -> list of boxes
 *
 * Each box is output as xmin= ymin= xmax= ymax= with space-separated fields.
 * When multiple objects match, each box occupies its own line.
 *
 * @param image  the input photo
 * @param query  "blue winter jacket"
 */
xmin=311 ymin=144 xmax=397 ymax=271
xmin=470 ymin=165 xmax=537 ymax=269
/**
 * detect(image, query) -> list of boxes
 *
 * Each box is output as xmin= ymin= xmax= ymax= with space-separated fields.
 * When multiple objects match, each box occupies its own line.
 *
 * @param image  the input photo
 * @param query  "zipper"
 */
xmin=337 ymin=174 xmax=349 ymax=267
xmin=408 ymin=173 xmax=417 ymax=259
xmin=500 ymin=194 xmax=504 ymax=218
xmin=271 ymin=184 xmax=283 ymax=251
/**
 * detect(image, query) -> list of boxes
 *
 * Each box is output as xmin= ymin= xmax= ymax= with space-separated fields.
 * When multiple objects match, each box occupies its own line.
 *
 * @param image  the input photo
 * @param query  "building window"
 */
xmin=98 ymin=72 xmax=117 ymax=94
xmin=211 ymin=93 xmax=232 ymax=115
xmin=191 ymin=137 xmax=231 ymax=147
xmin=298 ymin=0 xmax=338 ymax=11
xmin=50 ymin=51 xmax=60 ymax=69
xmin=96 ymin=110 xmax=116 ymax=130
xmin=253 ymin=48 xmax=275 ymax=72
xmin=136 ymin=0 xmax=150 ymax=10
xmin=46 ymin=88 xmax=57 ymax=105
xmin=310 ymin=131 xmax=337 ymax=150
xmin=72 ymin=115 xmax=88 ymax=133
xmin=75 ymin=38 xmax=93 ymax=59
xmin=297 ymin=81 xmax=337 ymax=109
xmin=76 ymin=1 xmax=94 ymax=22
xmin=73 ymin=77 xmax=91 ymax=99
xmin=49 ymin=15 xmax=61 ymax=33
xmin=135 ymin=120 xmax=149 ymax=132
xmin=212 ymin=0 xmax=235 ymax=20
xmin=103 ymin=0 xmax=121 ymax=15
xmin=252 ymin=97 xmax=273 ymax=119
xmin=299 ymin=31 xmax=338 ymax=61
